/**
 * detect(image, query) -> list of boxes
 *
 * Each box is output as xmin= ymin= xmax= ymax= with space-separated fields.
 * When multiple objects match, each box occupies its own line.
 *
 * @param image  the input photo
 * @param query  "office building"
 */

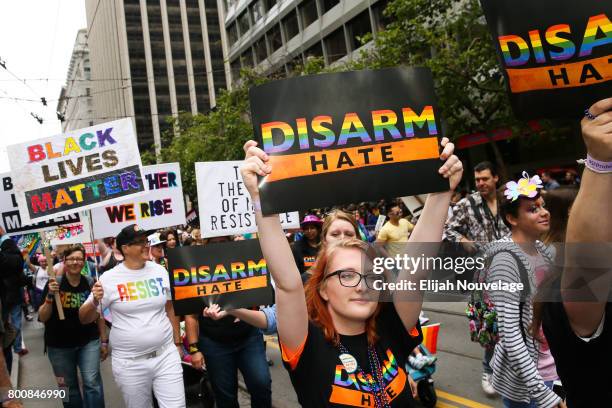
xmin=85 ymin=0 xmax=226 ymax=154
xmin=218 ymin=0 xmax=391 ymax=84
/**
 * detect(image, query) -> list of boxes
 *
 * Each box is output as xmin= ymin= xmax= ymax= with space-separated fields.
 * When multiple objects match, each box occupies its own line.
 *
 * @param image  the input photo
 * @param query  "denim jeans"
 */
xmin=47 ymin=338 xmax=105 ymax=408
xmin=502 ymin=381 xmax=554 ymax=408
xmin=482 ymin=347 xmax=494 ymax=374
xmin=199 ymin=329 xmax=271 ymax=408
xmin=9 ymin=304 xmax=23 ymax=353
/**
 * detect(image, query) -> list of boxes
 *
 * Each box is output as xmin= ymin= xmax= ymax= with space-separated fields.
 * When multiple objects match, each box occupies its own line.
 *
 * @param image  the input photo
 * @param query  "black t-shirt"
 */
xmin=199 ymin=314 xmax=257 ymax=344
xmin=42 ymin=276 xmax=99 ymax=348
xmin=542 ymin=296 xmax=611 ymax=407
xmin=291 ymin=239 xmax=319 ymax=275
xmin=282 ymin=304 xmax=422 ymax=407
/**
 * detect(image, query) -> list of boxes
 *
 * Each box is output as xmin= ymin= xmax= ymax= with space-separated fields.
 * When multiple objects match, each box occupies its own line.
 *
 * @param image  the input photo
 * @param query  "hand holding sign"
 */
xmin=437 ymin=138 xmax=463 ymax=190
xmin=581 ymin=98 xmax=612 ymax=162
xmin=241 ymin=140 xmax=272 ymax=203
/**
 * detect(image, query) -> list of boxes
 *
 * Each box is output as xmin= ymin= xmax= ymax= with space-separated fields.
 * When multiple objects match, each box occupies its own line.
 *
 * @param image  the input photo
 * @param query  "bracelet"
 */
xmin=45 ymin=298 xmax=53 ymax=305
xmin=252 ymin=199 xmax=262 ymax=212
xmin=582 ymin=154 xmax=612 ymax=173
xmin=188 ymin=343 xmax=199 ymax=354
xmin=101 ymin=341 xmax=109 ymax=347
xmin=46 ymin=294 xmax=54 ymax=300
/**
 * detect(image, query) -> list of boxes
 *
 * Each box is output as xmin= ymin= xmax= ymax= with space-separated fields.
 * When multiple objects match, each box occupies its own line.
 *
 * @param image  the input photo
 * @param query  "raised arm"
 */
xmin=562 ymin=98 xmax=612 ymax=336
xmin=240 ymin=141 xmax=308 ymax=352
xmin=394 ymin=138 xmax=462 ymax=330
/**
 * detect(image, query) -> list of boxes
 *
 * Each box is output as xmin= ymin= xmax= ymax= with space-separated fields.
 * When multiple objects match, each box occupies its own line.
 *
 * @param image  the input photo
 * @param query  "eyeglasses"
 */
xmin=65 ymin=257 xmax=85 ymax=264
xmin=324 ymin=269 xmax=383 ymax=290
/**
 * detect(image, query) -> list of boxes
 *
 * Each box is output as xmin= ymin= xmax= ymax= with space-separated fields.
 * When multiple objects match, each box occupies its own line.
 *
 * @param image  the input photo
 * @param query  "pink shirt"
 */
xmin=529 ymin=252 xmax=559 ymax=381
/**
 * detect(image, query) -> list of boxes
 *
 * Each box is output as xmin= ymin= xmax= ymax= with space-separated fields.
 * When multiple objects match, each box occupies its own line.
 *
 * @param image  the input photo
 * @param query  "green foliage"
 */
xmin=355 ymin=0 xmax=518 ymax=139
xmin=157 ymin=70 xmax=269 ymax=200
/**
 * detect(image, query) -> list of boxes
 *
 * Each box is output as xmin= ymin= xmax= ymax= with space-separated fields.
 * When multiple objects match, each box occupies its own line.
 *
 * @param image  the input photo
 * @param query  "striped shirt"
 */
xmin=484 ymin=238 xmax=561 ymax=407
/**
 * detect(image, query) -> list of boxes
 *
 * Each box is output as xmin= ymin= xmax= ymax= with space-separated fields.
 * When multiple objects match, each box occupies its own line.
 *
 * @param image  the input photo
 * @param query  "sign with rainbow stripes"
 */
xmin=249 ymin=67 xmax=448 ymax=215
xmin=167 ymin=239 xmax=273 ymax=315
xmin=481 ymin=0 xmax=611 ymax=119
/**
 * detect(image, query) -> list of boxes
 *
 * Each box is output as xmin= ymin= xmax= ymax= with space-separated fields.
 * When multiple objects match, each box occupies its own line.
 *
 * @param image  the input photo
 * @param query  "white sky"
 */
xmin=0 ymin=0 xmax=86 ymax=172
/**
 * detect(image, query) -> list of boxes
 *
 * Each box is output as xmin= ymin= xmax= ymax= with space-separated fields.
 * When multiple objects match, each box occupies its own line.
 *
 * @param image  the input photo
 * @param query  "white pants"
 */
xmin=111 ymin=345 xmax=185 ymax=408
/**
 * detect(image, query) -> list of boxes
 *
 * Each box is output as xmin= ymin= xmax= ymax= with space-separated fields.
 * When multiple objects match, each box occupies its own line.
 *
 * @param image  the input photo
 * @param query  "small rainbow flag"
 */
xmin=421 ymin=323 xmax=440 ymax=354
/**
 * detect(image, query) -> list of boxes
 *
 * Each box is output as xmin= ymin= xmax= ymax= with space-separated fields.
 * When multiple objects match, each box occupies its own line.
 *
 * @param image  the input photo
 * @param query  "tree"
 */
xmin=156 ymin=70 xmax=268 ymax=202
xmin=351 ymin=0 xmax=527 ymax=178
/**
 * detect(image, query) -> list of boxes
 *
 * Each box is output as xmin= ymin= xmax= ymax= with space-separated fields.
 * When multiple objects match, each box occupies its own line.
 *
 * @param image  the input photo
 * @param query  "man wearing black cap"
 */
xmin=79 ymin=225 xmax=185 ymax=408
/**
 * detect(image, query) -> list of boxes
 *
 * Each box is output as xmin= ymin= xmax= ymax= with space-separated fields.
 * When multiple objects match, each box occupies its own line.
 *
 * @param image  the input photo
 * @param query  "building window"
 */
xmin=263 ymin=0 xmax=277 ymax=11
xmin=299 ymin=0 xmax=318 ymax=29
xmin=228 ymin=22 xmax=239 ymax=45
xmin=321 ymin=0 xmax=340 ymax=14
xmin=238 ymin=11 xmax=250 ymax=35
xmin=253 ymin=36 xmax=268 ymax=63
xmin=267 ymin=23 xmax=283 ymax=54
xmin=230 ymin=58 xmax=241 ymax=81
xmin=347 ymin=10 xmax=372 ymax=50
xmin=241 ymin=50 xmax=253 ymax=68
xmin=250 ymin=1 xmax=265 ymax=23
xmin=89 ymin=121 xmax=94 ymax=126
xmin=305 ymin=41 xmax=323 ymax=59
xmin=85 ymin=88 xmax=91 ymax=96
xmin=282 ymin=10 xmax=299 ymax=41
xmin=372 ymin=0 xmax=392 ymax=31
xmin=324 ymin=27 xmax=347 ymax=63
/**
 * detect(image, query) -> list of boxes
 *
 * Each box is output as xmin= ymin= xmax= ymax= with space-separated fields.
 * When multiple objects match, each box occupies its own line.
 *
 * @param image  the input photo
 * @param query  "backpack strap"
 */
xmin=499 ymin=250 xmax=531 ymax=343
xmin=467 ymin=195 xmax=484 ymax=224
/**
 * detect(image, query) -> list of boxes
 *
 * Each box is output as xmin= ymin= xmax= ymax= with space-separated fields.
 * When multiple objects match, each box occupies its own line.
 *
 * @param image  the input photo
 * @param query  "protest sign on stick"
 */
xmin=196 ymin=161 xmax=299 ymax=238
xmin=249 ymin=67 xmax=448 ymax=215
xmin=7 ymin=118 xmax=146 ymax=224
xmin=0 ymin=172 xmax=81 ymax=236
xmin=481 ymin=0 xmax=611 ymax=119
xmin=40 ymin=231 xmax=64 ymax=320
xmin=167 ymin=239 xmax=274 ymax=315
xmin=90 ymin=163 xmax=186 ymax=238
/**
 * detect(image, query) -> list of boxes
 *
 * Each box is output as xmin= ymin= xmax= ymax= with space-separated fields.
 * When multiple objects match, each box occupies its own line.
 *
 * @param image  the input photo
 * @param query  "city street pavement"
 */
xmin=17 ymin=302 xmax=502 ymax=407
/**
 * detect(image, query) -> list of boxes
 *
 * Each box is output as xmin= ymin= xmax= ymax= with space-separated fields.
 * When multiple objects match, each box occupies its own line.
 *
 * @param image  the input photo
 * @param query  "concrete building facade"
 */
xmin=218 ymin=0 xmax=391 ymax=84
xmin=57 ymin=29 xmax=95 ymax=132
xmin=84 ymin=0 xmax=226 ymax=154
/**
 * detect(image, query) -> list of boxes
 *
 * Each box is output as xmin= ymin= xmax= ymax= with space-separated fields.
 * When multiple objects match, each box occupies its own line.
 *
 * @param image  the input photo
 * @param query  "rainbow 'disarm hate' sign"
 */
xmin=249 ymin=67 xmax=448 ymax=215
xmin=6 ymin=118 xmax=146 ymax=224
xmin=167 ymin=239 xmax=274 ymax=315
xmin=481 ymin=0 xmax=611 ymax=119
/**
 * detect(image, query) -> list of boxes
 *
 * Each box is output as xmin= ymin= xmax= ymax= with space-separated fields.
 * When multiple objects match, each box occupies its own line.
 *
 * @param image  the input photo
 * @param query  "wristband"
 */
xmin=188 ymin=343 xmax=199 ymax=354
xmin=583 ymin=154 xmax=612 ymax=173
xmin=45 ymin=298 xmax=53 ymax=305
xmin=101 ymin=341 xmax=109 ymax=347
xmin=46 ymin=293 xmax=54 ymax=300
xmin=92 ymin=297 xmax=100 ymax=307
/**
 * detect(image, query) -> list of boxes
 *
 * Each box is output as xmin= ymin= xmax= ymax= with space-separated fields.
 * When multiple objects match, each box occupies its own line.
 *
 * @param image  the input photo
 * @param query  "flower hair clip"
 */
xmin=504 ymin=171 xmax=543 ymax=202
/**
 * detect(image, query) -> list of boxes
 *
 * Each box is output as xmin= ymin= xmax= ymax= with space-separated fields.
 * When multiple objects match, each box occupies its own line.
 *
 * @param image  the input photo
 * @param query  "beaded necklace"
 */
xmin=337 ymin=341 xmax=390 ymax=408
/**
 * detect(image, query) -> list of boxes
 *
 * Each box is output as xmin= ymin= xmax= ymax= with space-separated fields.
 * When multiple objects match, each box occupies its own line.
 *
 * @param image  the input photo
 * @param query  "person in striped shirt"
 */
xmin=485 ymin=173 xmax=565 ymax=408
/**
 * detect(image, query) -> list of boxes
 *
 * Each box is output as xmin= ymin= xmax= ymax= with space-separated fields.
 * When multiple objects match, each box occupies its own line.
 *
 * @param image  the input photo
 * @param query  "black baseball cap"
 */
xmin=115 ymin=225 xmax=150 ymax=249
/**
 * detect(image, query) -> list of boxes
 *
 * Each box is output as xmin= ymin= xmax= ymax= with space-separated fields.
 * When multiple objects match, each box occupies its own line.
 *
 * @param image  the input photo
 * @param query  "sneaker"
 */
xmin=422 ymin=355 xmax=437 ymax=366
xmin=17 ymin=349 xmax=29 ymax=357
xmin=25 ymin=314 xmax=34 ymax=321
xmin=419 ymin=311 xmax=430 ymax=325
xmin=481 ymin=373 xmax=497 ymax=397
xmin=409 ymin=354 xmax=430 ymax=369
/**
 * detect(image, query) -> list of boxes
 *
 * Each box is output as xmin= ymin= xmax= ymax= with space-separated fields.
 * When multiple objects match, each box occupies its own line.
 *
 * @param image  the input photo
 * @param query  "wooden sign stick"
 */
xmin=40 ymin=231 xmax=65 ymax=320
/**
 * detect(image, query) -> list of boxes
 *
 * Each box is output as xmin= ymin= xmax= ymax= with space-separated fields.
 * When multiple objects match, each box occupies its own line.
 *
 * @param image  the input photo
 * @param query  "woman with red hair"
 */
xmin=240 ymin=137 xmax=463 ymax=407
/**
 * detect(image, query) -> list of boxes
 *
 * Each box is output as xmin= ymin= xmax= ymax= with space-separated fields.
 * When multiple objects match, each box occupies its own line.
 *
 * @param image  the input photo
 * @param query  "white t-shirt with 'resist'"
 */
xmin=86 ymin=261 xmax=173 ymax=359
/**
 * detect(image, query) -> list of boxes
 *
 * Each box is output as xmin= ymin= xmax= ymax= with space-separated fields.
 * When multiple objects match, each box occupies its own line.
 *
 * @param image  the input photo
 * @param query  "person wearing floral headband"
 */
xmin=483 ymin=172 xmax=566 ymax=408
